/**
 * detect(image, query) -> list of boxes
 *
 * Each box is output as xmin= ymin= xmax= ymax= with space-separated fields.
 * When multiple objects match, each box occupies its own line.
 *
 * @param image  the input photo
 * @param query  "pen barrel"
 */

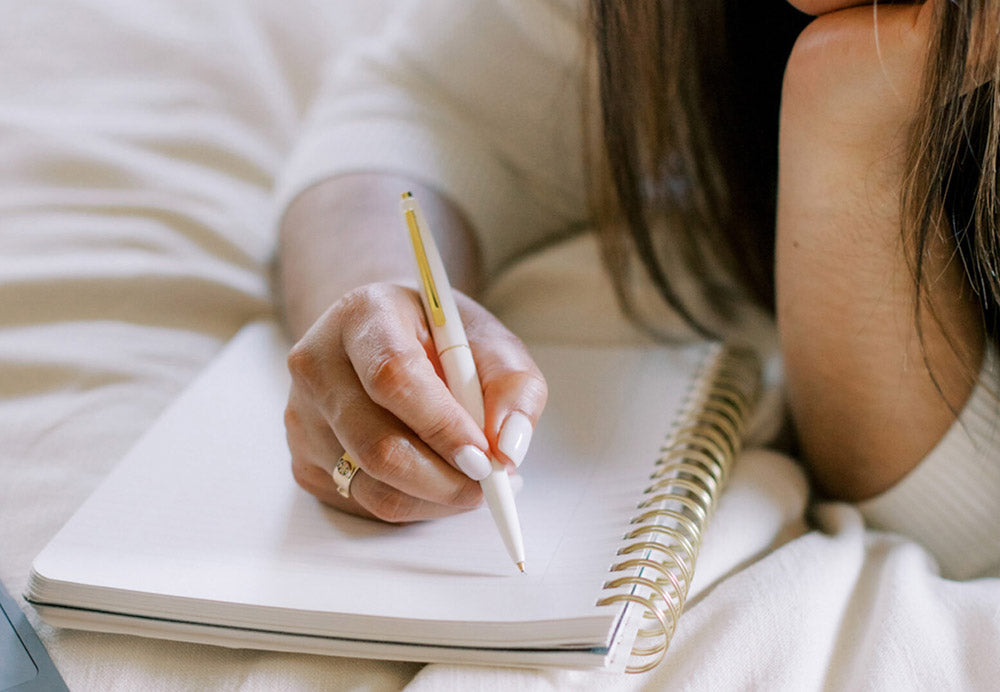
xmin=402 ymin=195 xmax=469 ymax=347
xmin=402 ymin=191 xmax=525 ymax=570
xmin=480 ymin=469 xmax=525 ymax=565
xmin=438 ymin=345 xmax=485 ymax=428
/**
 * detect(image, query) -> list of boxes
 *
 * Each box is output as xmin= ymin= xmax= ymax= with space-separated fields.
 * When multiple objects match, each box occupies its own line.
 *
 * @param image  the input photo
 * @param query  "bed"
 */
xmin=1 ymin=1 xmax=997 ymax=690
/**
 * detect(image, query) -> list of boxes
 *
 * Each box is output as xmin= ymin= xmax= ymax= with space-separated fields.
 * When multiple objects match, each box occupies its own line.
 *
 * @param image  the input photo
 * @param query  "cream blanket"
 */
xmin=1 ymin=2 xmax=996 ymax=689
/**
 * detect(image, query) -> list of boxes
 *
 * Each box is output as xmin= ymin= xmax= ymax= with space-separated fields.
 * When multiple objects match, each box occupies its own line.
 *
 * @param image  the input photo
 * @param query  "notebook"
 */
xmin=26 ymin=320 xmax=759 ymax=673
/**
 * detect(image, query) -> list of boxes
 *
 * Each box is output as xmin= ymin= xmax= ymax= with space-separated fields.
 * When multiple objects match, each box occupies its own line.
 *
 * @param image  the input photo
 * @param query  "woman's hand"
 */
xmin=776 ymin=1 xmax=984 ymax=500
xmin=284 ymin=281 xmax=546 ymax=522
xmin=278 ymin=174 xmax=546 ymax=522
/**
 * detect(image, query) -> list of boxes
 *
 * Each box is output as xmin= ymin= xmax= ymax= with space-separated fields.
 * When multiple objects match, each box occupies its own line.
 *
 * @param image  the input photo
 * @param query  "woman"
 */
xmin=277 ymin=0 xmax=999 ymax=578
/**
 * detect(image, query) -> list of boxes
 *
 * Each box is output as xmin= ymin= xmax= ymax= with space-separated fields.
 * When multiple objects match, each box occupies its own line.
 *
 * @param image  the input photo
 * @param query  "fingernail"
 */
xmin=498 ymin=412 xmax=533 ymax=467
xmin=454 ymin=445 xmax=492 ymax=481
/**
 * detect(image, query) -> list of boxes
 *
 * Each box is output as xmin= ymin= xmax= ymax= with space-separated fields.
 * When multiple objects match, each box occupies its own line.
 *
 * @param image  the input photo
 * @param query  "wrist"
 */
xmin=276 ymin=174 xmax=483 ymax=340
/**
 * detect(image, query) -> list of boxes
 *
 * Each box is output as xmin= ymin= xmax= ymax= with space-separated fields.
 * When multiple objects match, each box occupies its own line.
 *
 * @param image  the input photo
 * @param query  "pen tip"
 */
xmin=517 ymin=561 xmax=526 ymax=574
xmin=401 ymin=191 xmax=413 ymax=200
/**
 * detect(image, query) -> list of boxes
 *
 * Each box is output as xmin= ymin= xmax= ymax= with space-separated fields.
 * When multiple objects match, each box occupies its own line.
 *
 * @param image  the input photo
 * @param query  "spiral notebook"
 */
xmin=27 ymin=320 xmax=759 ymax=673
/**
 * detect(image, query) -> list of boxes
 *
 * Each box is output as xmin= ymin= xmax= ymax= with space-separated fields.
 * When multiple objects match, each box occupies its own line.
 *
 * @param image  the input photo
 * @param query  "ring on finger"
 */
xmin=332 ymin=452 xmax=361 ymax=499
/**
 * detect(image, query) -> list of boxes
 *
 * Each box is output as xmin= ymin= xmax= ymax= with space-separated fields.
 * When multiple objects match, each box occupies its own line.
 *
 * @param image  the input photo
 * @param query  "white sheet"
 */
xmin=1 ymin=1 xmax=997 ymax=690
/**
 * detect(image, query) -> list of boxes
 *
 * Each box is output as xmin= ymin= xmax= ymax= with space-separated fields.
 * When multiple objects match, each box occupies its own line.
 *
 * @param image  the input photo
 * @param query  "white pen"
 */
xmin=400 ymin=191 xmax=526 ymax=573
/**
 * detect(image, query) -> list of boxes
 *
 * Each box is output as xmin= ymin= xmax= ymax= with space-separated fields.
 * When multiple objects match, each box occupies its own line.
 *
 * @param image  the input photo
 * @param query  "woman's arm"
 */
xmin=776 ymin=1 xmax=985 ymax=500
xmin=279 ymin=174 xmax=482 ymax=339
xmin=270 ymin=1 xmax=588 ymax=522
xmin=278 ymin=174 xmax=546 ymax=521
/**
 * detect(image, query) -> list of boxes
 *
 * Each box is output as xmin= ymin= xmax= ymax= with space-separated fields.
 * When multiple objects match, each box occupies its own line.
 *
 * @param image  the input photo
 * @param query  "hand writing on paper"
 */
xmin=285 ymin=283 xmax=546 ymax=522
xmin=278 ymin=176 xmax=548 ymax=523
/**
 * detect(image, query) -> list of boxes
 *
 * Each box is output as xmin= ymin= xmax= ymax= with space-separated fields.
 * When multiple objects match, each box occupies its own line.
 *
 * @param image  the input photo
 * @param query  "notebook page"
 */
xmin=31 ymin=321 xmax=707 ymax=647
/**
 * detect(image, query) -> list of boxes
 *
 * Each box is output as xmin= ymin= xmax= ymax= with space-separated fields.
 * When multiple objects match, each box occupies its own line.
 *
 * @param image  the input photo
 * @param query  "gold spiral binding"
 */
xmin=666 ymin=425 xmax=734 ymax=470
xmin=596 ymin=344 xmax=760 ymax=674
xmin=638 ymin=479 xmax=714 ymax=511
xmin=684 ymin=407 xmax=742 ymax=442
xmin=661 ymin=433 xmax=729 ymax=474
xmin=648 ymin=461 xmax=720 ymax=496
xmin=603 ymin=576 xmax=679 ymax=629
xmin=595 ymin=593 xmax=671 ymax=673
xmin=609 ymin=557 xmax=684 ymax=603
xmin=630 ymin=507 xmax=701 ymax=543
xmin=623 ymin=524 xmax=698 ymax=568
xmin=635 ymin=495 xmax=708 ymax=526
xmin=701 ymin=398 xmax=745 ymax=433
xmin=616 ymin=541 xmax=693 ymax=589
xmin=653 ymin=448 xmax=725 ymax=488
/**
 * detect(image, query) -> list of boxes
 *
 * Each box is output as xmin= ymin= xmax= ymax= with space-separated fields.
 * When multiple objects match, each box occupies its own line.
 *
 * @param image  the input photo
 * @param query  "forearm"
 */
xmin=777 ymin=159 xmax=983 ymax=500
xmin=277 ymin=173 xmax=483 ymax=340
xmin=775 ymin=7 xmax=985 ymax=501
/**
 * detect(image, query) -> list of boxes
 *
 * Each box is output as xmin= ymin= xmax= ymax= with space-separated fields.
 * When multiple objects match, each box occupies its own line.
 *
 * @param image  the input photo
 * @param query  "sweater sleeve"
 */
xmin=856 ymin=342 xmax=1000 ymax=580
xmin=272 ymin=0 xmax=590 ymax=276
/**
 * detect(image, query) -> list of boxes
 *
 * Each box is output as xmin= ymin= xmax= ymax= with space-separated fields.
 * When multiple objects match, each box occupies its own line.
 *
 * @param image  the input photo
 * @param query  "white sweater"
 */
xmin=274 ymin=0 xmax=999 ymax=579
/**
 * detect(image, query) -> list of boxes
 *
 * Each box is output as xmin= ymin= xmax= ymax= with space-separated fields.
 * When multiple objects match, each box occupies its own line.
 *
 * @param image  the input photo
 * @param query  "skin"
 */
xmin=280 ymin=174 xmax=546 ymax=521
xmin=778 ymin=0 xmax=983 ymax=499
xmin=280 ymin=0 xmax=985 ymax=521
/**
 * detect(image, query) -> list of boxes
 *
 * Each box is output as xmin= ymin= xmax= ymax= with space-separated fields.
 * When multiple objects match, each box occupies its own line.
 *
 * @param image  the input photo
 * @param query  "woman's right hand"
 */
xmin=284 ymin=281 xmax=547 ymax=523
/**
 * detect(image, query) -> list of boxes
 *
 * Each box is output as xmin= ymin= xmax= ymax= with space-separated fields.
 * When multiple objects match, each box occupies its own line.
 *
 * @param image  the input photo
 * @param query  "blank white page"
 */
xmin=31 ymin=321 xmax=708 ymax=648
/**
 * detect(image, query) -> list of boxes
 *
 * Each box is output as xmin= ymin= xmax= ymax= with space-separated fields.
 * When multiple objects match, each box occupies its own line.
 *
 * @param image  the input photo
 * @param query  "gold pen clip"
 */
xmin=403 ymin=193 xmax=446 ymax=327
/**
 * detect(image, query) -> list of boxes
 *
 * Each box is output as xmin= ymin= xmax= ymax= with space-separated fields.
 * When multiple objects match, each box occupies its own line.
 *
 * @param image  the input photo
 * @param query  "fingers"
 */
xmin=289 ymin=282 xmax=543 ymax=524
xmin=286 ymin=371 xmax=482 ymax=522
xmin=322 ymin=352 xmax=483 ymax=504
xmin=285 ymin=283 xmax=547 ymax=522
xmin=457 ymin=294 xmax=548 ymax=468
xmin=335 ymin=287 xmax=497 ymax=480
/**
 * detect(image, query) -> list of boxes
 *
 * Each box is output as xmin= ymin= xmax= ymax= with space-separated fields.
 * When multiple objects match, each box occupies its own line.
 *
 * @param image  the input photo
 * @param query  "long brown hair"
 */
xmin=907 ymin=2 xmax=1000 ymax=352
xmin=588 ymin=1 xmax=805 ymax=335
xmin=590 ymin=1 xmax=1000 ymax=347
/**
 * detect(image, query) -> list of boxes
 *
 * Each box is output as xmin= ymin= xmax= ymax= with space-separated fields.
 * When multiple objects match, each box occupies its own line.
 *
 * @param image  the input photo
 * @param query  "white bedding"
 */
xmin=1 ymin=2 xmax=997 ymax=690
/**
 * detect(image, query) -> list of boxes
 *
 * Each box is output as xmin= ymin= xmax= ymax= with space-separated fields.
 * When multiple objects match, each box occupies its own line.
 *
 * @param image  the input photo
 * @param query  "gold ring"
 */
xmin=333 ymin=452 xmax=360 ymax=499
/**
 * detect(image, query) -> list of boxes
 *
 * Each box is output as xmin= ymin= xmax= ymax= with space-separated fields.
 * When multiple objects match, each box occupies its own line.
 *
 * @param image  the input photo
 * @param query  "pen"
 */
xmin=400 ymin=191 xmax=526 ymax=573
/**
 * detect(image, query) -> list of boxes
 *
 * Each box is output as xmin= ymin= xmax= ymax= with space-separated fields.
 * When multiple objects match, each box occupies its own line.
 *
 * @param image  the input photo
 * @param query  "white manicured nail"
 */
xmin=498 ymin=412 xmax=533 ymax=467
xmin=454 ymin=445 xmax=492 ymax=481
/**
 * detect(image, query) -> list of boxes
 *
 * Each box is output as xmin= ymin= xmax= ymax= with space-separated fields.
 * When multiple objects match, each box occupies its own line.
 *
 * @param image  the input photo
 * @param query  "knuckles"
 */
xmin=287 ymin=283 xmax=413 ymax=385
xmin=362 ymin=476 xmax=480 ymax=523
xmin=483 ymin=368 xmax=549 ymax=413
xmin=289 ymin=453 xmax=325 ymax=497
xmin=286 ymin=339 xmax=324 ymax=390
xmin=364 ymin=347 xmax=425 ymax=405
xmin=356 ymin=433 xmax=417 ymax=487
xmin=283 ymin=404 xmax=302 ymax=435
xmin=520 ymin=369 xmax=548 ymax=407
xmin=362 ymin=480 xmax=421 ymax=523
xmin=283 ymin=281 xmax=503 ymax=521
xmin=446 ymin=477 xmax=484 ymax=509
xmin=356 ymin=434 xmax=482 ymax=513
xmin=337 ymin=283 xmax=420 ymax=335
xmin=335 ymin=284 xmax=385 ymax=329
